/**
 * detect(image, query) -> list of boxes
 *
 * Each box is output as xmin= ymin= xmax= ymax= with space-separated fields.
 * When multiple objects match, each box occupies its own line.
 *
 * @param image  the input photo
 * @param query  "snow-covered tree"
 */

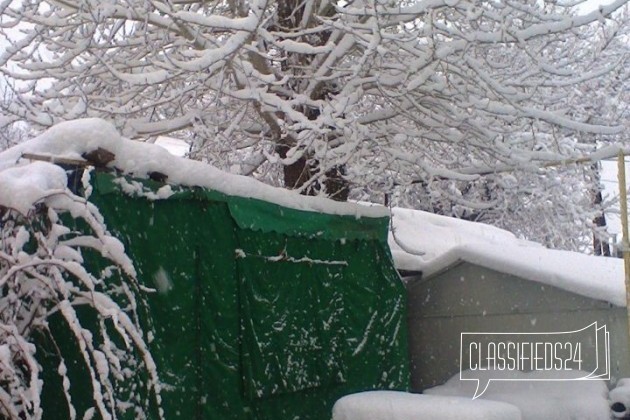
xmin=0 ymin=81 xmax=29 ymax=151
xmin=0 ymin=164 xmax=161 ymax=418
xmin=0 ymin=119 xmax=27 ymax=152
xmin=557 ymin=10 xmax=630 ymax=253
xmin=0 ymin=0 xmax=627 ymax=248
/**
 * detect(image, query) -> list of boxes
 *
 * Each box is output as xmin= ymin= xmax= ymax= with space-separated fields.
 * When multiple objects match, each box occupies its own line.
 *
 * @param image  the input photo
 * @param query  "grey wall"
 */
xmin=406 ymin=261 xmax=630 ymax=391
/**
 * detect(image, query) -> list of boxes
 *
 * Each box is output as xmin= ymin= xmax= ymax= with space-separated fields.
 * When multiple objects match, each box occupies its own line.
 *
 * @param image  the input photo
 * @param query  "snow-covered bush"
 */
xmin=0 ymin=164 xmax=161 ymax=419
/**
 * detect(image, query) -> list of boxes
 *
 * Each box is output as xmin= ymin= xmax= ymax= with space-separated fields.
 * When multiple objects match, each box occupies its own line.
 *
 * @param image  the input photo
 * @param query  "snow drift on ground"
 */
xmin=0 ymin=118 xmax=387 ymax=219
xmin=610 ymin=378 xmax=630 ymax=418
xmin=390 ymin=206 xmax=626 ymax=306
xmin=424 ymin=369 xmax=610 ymax=420
xmin=332 ymin=391 xmax=522 ymax=420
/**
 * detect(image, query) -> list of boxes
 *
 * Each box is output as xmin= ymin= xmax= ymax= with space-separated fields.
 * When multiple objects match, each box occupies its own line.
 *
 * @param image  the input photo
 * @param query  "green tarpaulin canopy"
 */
xmin=42 ymin=171 xmax=409 ymax=419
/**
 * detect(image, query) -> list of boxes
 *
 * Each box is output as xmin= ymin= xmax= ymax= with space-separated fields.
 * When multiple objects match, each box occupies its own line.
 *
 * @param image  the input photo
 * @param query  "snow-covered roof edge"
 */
xmin=390 ymin=207 xmax=626 ymax=307
xmin=0 ymin=118 xmax=388 ymax=219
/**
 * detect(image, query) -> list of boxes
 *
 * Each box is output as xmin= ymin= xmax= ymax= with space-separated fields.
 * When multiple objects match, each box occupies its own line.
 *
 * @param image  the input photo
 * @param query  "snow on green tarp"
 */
xmin=85 ymin=172 xmax=409 ymax=419
xmin=93 ymin=173 xmax=388 ymax=241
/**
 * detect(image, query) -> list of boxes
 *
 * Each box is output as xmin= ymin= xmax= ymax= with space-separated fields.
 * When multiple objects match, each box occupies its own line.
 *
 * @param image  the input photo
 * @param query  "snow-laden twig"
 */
xmin=0 ymin=185 xmax=162 ymax=419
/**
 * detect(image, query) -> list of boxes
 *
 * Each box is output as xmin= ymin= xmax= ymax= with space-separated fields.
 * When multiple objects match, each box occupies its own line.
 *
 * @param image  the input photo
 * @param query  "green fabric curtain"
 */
xmin=39 ymin=172 xmax=409 ymax=419
xmin=88 ymin=193 xmax=248 ymax=419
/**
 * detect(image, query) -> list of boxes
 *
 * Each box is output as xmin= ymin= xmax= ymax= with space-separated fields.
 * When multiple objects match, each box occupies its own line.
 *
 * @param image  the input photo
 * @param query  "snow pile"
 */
xmin=424 ymin=370 xmax=610 ymax=420
xmin=610 ymin=378 xmax=630 ymax=418
xmin=390 ymin=206 xmax=626 ymax=306
xmin=0 ymin=161 xmax=67 ymax=215
xmin=332 ymin=391 xmax=522 ymax=420
xmin=0 ymin=118 xmax=387 ymax=219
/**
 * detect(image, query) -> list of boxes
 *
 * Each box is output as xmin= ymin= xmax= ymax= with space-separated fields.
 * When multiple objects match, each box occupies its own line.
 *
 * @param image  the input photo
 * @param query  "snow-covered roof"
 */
xmin=390 ymin=207 xmax=626 ymax=306
xmin=0 ymin=118 xmax=387 ymax=219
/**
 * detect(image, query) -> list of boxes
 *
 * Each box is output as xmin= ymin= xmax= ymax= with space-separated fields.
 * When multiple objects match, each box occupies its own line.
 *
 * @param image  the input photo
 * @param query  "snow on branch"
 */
xmin=1 ymin=0 xmax=628 ymax=250
xmin=0 ymin=165 xmax=162 ymax=419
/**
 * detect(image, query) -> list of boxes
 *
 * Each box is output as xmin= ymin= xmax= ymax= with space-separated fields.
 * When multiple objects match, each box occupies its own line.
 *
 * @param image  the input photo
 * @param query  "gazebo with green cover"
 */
xmin=42 ymin=170 xmax=409 ymax=419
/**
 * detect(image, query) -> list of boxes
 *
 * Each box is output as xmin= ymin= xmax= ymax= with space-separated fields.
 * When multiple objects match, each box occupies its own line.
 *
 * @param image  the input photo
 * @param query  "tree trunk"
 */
xmin=273 ymin=0 xmax=350 ymax=202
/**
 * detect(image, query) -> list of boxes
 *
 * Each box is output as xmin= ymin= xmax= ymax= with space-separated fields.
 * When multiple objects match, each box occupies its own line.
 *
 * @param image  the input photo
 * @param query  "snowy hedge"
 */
xmin=0 ymin=163 xmax=161 ymax=419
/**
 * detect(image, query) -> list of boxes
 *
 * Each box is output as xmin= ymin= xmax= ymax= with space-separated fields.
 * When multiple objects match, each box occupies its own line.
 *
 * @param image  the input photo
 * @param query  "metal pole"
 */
xmin=617 ymin=151 xmax=630 ymax=341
